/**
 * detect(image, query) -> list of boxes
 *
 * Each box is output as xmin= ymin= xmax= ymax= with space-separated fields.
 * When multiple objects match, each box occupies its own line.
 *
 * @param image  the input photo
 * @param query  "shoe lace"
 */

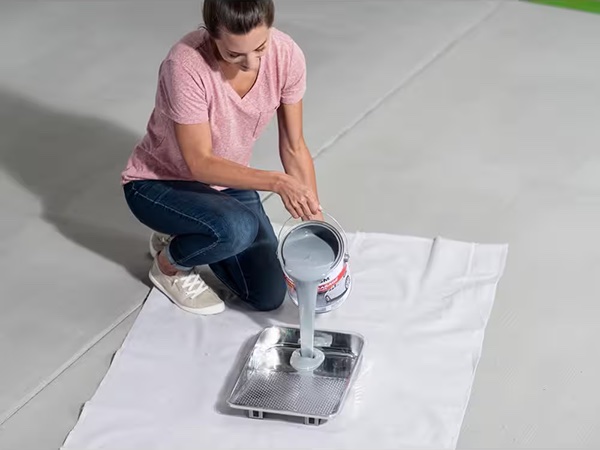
xmin=158 ymin=234 xmax=172 ymax=246
xmin=176 ymin=272 xmax=208 ymax=297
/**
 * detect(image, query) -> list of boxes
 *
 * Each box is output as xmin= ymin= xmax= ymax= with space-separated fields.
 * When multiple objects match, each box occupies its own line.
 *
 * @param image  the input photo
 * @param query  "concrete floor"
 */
xmin=1 ymin=1 xmax=599 ymax=448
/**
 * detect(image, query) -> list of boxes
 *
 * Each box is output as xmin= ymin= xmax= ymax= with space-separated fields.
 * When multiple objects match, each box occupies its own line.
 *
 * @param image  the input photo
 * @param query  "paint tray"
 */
xmin=227 ymin=326 xmax=364 ymax=425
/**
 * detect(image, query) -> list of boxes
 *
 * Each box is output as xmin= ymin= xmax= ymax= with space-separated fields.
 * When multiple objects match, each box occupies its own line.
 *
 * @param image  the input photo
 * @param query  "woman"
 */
xmin=121 ymin=0 xmax=321 ymax=315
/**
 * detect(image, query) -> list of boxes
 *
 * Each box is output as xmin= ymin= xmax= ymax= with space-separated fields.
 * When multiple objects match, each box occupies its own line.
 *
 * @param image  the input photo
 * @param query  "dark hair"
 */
xmin=203 ymin=0 xmax=274 ymax=38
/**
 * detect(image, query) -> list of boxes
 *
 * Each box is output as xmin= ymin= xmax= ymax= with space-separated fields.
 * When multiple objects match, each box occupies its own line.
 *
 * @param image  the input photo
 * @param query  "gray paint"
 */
xmin=281 ymin=226 xmax=336 ymax=369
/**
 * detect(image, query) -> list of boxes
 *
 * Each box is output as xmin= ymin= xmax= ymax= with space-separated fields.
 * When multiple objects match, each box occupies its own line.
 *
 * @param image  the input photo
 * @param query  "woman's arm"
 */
xmin=176 ymin=121 xmax=281 ymax=191
xmin=175 ymin=121 xmax=320 ymax=219
xmin=277 ymin=100 xmax=322 ymax=220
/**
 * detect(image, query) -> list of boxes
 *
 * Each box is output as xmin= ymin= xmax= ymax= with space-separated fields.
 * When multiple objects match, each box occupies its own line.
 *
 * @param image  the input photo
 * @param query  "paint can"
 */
xmin=277 ymin=214 xmax=352 ymax=313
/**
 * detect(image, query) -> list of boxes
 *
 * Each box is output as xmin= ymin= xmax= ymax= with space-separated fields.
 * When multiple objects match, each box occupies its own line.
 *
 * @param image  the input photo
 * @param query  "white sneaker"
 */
xmin=148 ymin=259 xmax=225 ymax=315
xmin=149 ymin=232 xmax=172 ymax=259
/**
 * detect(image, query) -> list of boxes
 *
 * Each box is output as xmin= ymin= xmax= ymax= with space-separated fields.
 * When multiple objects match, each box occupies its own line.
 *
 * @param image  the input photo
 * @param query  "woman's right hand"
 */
xmin=274 ymin=174 xmax=321 ymax=220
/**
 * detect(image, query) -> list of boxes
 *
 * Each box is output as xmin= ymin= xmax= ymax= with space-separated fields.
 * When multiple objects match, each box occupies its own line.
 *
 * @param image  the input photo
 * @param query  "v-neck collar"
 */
xmin=202 ymin=33 xmax=267 ymax=104
xmin=219 ymin=58 xmax=263 ymax=103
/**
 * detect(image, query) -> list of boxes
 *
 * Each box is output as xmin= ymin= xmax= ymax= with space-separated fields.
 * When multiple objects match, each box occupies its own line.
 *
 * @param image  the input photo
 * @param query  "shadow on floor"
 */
xmin=0 ymin=88 xmax=304 ymax=322
xmin=0 ymin=88 xmax=150 ymax=282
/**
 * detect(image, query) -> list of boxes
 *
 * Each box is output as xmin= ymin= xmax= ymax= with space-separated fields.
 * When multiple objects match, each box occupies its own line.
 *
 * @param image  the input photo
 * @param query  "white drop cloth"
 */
xmin=63 ymin=232 xmax=507 ymax=449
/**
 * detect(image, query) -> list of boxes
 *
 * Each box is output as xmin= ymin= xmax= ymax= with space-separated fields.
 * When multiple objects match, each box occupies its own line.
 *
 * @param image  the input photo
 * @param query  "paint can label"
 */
xmin=284 ymin=262 xmax=352 ymax=313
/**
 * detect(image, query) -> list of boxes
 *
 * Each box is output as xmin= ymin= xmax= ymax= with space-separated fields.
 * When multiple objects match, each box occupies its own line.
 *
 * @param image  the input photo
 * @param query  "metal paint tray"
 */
xmin=227 ymin=326 xmax=364 ymax=425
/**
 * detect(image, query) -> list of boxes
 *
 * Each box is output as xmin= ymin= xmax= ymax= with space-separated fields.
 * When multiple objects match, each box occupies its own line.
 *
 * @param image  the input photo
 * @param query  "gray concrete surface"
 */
xmin=1 ymin=1 xmax=599 ymax=449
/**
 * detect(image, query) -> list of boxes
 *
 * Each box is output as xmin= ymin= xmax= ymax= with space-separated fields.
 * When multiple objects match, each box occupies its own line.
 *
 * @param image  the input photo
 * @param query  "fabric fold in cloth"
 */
xmin=63 ymin=232 xmax=507 ymax=450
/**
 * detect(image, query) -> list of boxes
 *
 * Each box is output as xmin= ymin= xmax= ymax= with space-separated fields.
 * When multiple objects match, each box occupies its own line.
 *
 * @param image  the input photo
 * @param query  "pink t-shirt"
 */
xmin=121 ymin=27 xmax=306 ymax=188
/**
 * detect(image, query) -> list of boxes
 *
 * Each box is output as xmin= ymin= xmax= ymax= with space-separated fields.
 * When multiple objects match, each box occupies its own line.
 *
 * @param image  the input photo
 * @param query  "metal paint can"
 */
xmin=277 ymin=214 xmax=352 ymax=314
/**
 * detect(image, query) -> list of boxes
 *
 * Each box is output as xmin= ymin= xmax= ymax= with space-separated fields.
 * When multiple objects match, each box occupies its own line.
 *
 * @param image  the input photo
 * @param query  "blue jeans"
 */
xmin=123 ymin=180 xmax=286 ymax=311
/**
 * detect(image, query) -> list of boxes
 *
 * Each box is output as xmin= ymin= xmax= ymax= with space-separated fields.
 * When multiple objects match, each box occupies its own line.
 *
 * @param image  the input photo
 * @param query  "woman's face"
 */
xmin=213 ymin=24 xmax=270 ymax=72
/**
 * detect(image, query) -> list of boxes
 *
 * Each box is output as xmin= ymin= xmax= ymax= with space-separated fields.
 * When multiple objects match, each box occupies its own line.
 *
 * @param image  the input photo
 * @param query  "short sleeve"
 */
xmin=281 ymin=41 xmax=306 ymax=104
xmin=158 ymin=60 xmax=209 ymax=124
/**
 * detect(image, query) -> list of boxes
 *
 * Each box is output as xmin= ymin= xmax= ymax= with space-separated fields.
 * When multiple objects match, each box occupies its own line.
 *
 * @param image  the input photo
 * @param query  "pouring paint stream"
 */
xmin=281 ymin=225 xmax=337 ymax=370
